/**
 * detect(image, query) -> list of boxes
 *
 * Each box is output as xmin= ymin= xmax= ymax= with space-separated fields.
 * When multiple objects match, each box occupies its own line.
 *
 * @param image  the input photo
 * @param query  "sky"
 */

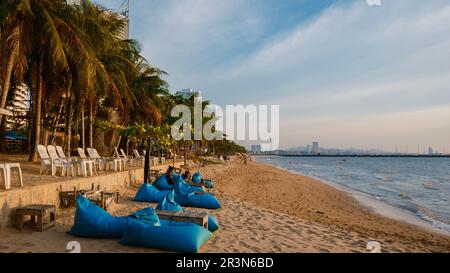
xmin=94 ymin=0 xmax=450 ymax=152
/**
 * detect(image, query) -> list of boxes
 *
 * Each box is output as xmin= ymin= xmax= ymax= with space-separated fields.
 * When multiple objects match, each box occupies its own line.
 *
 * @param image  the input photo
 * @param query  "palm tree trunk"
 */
xmin=81 ymin=100 xmax=85 ymax=149
xmin=65 ymin=93 xmax=74 ymax=154
xmin=29 ymin=54 xmax=44 ymax=162
xmin=0 ymin=53 xmax=15 ymax=126
xmin=50 ymin=99 xmax=64 ymax=144
xmin=89 ymin=99 xmax=94 ymax=148
xmin=144 ymin=138 xmax=151 ymax=184
xmin=184 ymin=146 xmax=187 ymax=167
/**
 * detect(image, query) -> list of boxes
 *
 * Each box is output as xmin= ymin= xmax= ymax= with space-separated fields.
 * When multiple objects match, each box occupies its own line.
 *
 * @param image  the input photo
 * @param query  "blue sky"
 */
xmin=94 ymin=0 xmax=450 ymax=151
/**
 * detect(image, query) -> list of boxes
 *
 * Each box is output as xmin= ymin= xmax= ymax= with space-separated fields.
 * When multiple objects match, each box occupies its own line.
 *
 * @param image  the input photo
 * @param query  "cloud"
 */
xmin=203 ymin=0 xmax=450 ymax=149
xmin=96 ymin=0 xmax=450 ymax=150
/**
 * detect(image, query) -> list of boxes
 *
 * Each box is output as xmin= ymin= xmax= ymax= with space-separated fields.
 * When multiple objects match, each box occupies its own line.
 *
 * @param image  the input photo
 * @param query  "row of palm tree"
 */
xmin=0 ymin=0 xmax=172 ymax=161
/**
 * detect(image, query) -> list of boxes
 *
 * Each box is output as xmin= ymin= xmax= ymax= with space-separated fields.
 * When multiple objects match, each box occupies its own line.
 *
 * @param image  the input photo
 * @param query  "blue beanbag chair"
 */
xmin=119 ymin=218 xmax=213 ymax=253
xmin=192 ymin=172 xmax=214 ymax=189
xmin=130 ymin=207 xmax=161 ymax=226
xmin=156 ymin=191 xmax=219 ymax=232
xmin=156 ymin=191 xmax=183 ymax=212
xmin=69 ymin=195 xmax=128 ymax=238
xmin=154 ymin=173 xmax=205 ymax=192
xmin=134 ymin=183 xmax=170 ymax=203
xmin=207 ymin=215 xmax=219 ymax=232
xmin=173 ymin=176 xmax=222 ymax=210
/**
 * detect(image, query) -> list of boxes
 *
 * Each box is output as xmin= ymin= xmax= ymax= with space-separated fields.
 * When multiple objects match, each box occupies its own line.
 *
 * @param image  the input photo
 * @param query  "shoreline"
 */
xmin=255 ymin=157 xmax=450 ymax=237
xmin=200 ymin=159 xmax=450 ymax=252
xmin=1 ymin=157 xmax=449 ymax=252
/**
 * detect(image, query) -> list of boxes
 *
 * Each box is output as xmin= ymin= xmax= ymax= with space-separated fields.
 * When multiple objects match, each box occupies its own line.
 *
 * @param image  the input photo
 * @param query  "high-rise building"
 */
xmin=428 ymin=147 xmax=434 ymax=156
xmin=251 ymin=145 xmax=262 ymax=153
xmin=117 ymin=0 xmax=130 ymax=40
xmin=116 ymin=13 xmax=130 ymax=40
xmin=311 ymin=141 xmax=319 ymax=154
xmin=70 ymin=0 xmax=130 ymax=40
xmin=5 ymin=83 xmax=30 ymax=129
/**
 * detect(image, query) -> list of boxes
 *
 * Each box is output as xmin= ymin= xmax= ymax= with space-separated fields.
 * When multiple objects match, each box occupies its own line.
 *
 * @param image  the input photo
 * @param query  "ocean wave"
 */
xmin=416 ymin=208 xmax=450 ymax=233
xmin=399 ymin=192 xmax=413 ymax=200
xmin=374 ymin=174 xmax=393 ymax=182
xmin=423 ymin=181 xmax=440 ymax=190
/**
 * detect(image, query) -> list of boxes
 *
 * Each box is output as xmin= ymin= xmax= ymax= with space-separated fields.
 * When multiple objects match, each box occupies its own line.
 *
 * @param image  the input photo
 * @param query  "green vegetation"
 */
xmin=0 ymin=0 xmax=245 ymax=161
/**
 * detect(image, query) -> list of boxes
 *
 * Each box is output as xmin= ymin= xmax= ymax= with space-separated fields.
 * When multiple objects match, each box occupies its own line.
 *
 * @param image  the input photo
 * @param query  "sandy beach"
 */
xmin=1 ymin=157 xmax=449 ymax=253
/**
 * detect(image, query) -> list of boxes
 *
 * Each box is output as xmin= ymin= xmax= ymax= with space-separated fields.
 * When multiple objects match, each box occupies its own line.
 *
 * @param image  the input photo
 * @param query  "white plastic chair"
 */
xmin=37 ymin=145 xmax=68 ymax=176
xmin=92 ymin=148 xmax=122 ymax=171
xmin=133 ymin=149 xmax=145 ymax=166
xmin=114 ymin=147 xmax=127 ymax=169
xmin=86 ymin=148 xmax=107 ymax=171
xmin=120 ymin=148 xmax=135 ymax=166
xmin=56 ymin=146 xmax=73 ymax=162
xmin=76 ymin=147 xmax=95 ymax=177
xmin=47 ymin=145 xmax=74 ymax=176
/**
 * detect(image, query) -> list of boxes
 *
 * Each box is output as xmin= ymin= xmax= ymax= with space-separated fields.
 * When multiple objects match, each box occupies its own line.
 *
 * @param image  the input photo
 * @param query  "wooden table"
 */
xmin=156 ymin=210 xmax=208 ymax=229
xmin=16 ymin=205 xmax=56 ymax=232
xmin=85 ymin=191 xmax=120 ymax=211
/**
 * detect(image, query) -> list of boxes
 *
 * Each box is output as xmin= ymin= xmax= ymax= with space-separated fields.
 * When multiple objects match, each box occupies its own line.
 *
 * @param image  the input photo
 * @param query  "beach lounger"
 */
xmin=37 ymin=145 xmax=71 ymax=177
xmin=0 ymin=163 xmax=23 ymax=190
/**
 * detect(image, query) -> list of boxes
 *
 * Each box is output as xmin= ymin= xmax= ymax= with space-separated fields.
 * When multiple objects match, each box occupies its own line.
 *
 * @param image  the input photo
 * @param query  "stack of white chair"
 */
xmin=0 ymin=163 xmax=23 ymax=190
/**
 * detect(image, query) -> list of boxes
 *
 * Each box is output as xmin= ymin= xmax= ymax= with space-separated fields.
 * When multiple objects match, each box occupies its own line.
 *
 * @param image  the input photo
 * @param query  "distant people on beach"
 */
xmin=166 ymin=166 xmax=175 ymax=185
xmin=217 ymin=155 xmax=231 ymax=163
xmin=182 ymin=170 xmax=191 ymax=181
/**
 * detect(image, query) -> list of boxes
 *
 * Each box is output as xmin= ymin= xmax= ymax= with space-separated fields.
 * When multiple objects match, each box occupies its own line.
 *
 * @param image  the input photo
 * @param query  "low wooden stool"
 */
xmin=16 ymin=205 xmax=56 ymax=232
xmin=156 ymin=210 xmax=208 ymax=229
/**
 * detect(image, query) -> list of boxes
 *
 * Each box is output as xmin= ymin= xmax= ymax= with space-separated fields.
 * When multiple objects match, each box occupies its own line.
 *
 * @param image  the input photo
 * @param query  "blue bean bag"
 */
xmin=156 ymin=190 xmax=183 ymax=212
xmin=173 ymin=176 xmax=222 ymax=210
xmin=207 ymin=215 xmax=220 ymax=232
xmin=69 ymin=195 xmax=128 ymax=238
xmin=130 ymin=207 xmax=161 ymax=226
xmin=134 ymin=183 xmax=170 ymax=203
xmin=192 ymin=172 xmax=214 ymax=189
xmin=156 ymin=191 xmax=219 ymax=232
xmin=154 ymin=173 xmax=204 ymax=192
xmin=119 ymin=218 xmax=213 ymax=253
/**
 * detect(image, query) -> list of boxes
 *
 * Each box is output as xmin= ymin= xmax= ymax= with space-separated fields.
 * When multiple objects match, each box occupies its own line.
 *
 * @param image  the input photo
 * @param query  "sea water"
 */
xmin=257 ymin=156 xmax=450 ymax=234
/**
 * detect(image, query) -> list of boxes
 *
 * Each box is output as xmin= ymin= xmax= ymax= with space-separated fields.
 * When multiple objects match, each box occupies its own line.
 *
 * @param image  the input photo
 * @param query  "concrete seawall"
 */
xmin=0 ymin=162 xmax=183 ymax=230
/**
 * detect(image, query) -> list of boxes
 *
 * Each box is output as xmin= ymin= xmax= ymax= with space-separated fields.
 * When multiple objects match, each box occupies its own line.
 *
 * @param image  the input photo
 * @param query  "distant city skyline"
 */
xmin=95 ymin=0 xmax=450 ymax=151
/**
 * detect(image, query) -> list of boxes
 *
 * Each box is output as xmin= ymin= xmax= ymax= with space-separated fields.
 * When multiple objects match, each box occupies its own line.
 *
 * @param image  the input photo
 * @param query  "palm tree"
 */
xmin=1 ymin=0 xmax=171 ymax=161
xmin=0 ymin=0 xmax=32 ymax=125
